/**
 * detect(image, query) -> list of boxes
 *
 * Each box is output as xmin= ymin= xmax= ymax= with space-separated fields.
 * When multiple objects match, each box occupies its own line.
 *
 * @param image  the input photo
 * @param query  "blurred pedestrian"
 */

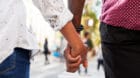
xmin=83 ymin=32 xmax=93 ymax=51
xmin=97 ymin=55 xmax=104 ymax=70
xmin=96 ymin=45 xmax=104 ymax=71
xmin=84 ymin=32 xmax=96 ymax=56
xmin=43 ymin=38 xmax=51 ymax=65
xmin=53 ymin=48 xmax=61 ymax=58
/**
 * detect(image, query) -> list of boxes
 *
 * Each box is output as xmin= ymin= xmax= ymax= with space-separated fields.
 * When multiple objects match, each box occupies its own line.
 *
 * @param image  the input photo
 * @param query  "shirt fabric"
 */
xmin=0 ymin=0 xmax=73 ymax=63
xmin=58 ymin=71 xmax=80 ymax=78
xmin=101 ymin=0 xmax=140 ymax=30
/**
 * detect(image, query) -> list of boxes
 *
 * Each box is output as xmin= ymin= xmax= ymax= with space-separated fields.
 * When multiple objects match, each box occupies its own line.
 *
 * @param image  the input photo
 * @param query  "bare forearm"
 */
xmin=68 ymin=0 xmax=85 ymax=27
xmin=60 ymin=22 xmax=85 ymax=57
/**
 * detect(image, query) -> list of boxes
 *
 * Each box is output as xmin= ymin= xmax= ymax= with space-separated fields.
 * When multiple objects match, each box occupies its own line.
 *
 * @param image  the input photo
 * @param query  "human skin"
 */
xmin=61 ymin=0 xmax=87 ymax=72
xmin=68 ymin=0 xmax=85 ymax=28
xmin=60 ymin=21 xmax=87 ymax=72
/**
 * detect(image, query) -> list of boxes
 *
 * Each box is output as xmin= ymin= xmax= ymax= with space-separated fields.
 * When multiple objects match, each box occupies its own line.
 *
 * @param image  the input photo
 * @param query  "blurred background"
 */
xmin=23 ymin=0 xmax=104 ymax=78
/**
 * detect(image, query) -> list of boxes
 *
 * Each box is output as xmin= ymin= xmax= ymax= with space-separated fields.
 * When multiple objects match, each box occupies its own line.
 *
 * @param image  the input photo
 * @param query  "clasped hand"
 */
xmin=64 ymin=45 xmax=88 ymax=73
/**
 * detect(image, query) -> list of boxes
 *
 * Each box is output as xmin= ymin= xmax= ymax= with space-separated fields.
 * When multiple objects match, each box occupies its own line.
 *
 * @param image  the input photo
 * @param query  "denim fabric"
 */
xmin=0 ymin=48 xmax=31 ymax=78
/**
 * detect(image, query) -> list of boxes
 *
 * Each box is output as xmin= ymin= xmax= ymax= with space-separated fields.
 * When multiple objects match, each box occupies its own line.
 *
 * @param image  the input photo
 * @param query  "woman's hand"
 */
xmin=64 ymin=46 xmax=82 ymax=72
xmin=60 ymin=22 xmax=88 ymax=71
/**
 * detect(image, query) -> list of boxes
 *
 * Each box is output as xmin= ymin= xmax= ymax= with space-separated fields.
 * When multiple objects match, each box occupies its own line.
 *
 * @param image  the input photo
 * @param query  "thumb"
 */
xmin=83 ymin=60 xmax=88 ymax=68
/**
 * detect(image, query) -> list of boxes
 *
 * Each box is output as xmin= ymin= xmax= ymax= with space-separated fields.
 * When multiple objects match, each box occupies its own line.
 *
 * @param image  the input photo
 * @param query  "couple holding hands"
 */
xmin=1 ymin=0 xmax=140 ymax=78
xmin=0 ymin=0 xmax=87 ymax=78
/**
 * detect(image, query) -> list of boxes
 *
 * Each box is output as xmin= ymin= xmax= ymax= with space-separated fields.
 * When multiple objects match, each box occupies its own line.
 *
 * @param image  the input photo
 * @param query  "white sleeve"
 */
xmin=33 ymin=0 xmax=73 ymax=31
xmin=58 ymin=71 xmax=80 ymax=78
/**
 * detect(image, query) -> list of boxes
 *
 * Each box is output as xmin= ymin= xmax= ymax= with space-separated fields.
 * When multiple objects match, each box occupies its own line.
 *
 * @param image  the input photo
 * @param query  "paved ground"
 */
xmin=30 ymin=54 xmax=105 ymax=78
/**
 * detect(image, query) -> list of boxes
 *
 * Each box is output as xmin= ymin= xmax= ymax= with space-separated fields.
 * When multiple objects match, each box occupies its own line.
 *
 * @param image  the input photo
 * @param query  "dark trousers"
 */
xmin=100 ymin=22 xmax=140 ymax=78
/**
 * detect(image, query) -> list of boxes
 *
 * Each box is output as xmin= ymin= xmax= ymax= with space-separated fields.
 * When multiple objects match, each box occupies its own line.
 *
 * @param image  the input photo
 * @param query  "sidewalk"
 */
xmin=30 ymin=54 xmax=105 ymax=78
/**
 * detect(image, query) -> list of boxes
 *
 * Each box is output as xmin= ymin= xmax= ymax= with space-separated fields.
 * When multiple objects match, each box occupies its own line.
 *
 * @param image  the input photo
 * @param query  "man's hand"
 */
xmin=64 ymin=46 xmax=82 ymax=73
xmin=68 ymin=0 xmax=87 ymax=68
xmin=61 ymin=0 xmax=87 ymax=73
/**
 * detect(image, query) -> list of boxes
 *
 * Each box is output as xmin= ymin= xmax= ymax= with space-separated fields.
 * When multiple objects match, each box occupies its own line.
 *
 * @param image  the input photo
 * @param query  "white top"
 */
xmin=58 ymin=72 xmax=81 ymax=78
xmin=0 ymin=0 xmax=73 ymax=63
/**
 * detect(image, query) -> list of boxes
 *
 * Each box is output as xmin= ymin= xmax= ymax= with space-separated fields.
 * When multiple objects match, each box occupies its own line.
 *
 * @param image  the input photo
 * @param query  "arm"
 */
xmin=33 ymin=0 xmax=87 ymax=72
xmin=68 ymin=0 xmax=88 ymax=69
xmin=68 ymin=0 xmax=85 ymax=28
xmin=33 ymin=0 xmax=87 ymax=58
xmin=60 ymin=22 xmax=86 ymax=57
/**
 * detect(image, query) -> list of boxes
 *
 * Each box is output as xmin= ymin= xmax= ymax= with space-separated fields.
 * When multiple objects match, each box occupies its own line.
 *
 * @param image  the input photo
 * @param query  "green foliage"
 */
xmin=81 ymin=3 xmax=101 ymax=46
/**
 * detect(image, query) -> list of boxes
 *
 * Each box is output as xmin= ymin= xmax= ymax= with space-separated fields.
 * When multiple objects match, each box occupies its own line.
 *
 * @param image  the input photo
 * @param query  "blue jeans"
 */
xmin=0 ymin=48 xmax=31 ymax=78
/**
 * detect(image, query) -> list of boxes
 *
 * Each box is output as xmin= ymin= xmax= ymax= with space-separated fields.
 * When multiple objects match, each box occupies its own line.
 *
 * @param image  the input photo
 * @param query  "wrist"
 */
xmin=75 ymin=25 xmax=84 ymax=33
xmin=71 ymin=43 xmax=86 ymax=57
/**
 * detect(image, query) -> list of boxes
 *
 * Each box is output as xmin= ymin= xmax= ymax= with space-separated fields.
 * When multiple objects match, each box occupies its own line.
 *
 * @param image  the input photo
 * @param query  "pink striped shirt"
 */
xmin=101 ymin=0 xmax=140 ymax=30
